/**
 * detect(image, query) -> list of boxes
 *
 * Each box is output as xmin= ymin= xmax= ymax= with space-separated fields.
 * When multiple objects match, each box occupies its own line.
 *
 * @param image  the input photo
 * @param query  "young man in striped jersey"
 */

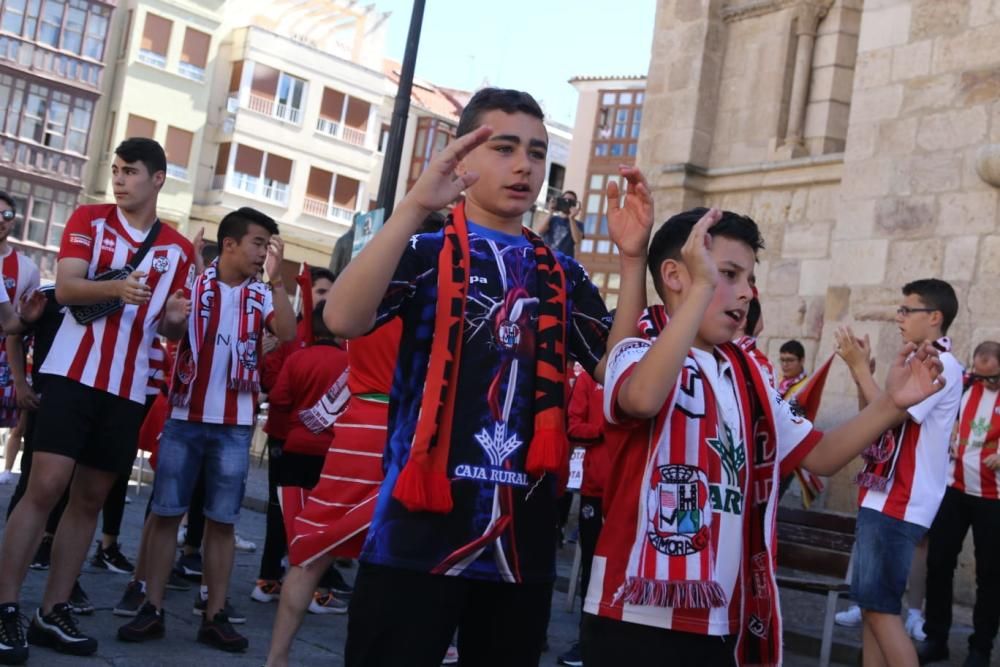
xmin=584 ymin=209 xmax=947 ymax=667
xmin=0 ymin=138 xmax=193 ymax=663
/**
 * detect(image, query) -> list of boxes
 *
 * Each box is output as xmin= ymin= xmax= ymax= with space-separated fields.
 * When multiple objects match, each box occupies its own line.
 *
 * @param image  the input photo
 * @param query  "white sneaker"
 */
xmin=307 ymin=592 xmax=347 ymax=614
xmin=0 ymin=471 xmax=16 ymax=485
xmin=234 ymin=534 xmax=256 ymax=552
xmin=834 ymin=605 xmax=862 ymax=627
xmin=905 ymin=608 xmax=926 ymax=641
xmin=441 ymin=644 xmax=459 ymax=665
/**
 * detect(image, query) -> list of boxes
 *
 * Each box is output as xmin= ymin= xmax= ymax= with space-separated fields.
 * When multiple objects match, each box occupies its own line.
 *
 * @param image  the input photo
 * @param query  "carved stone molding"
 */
xmin=721 ymin=0 xmax=832 ymax=24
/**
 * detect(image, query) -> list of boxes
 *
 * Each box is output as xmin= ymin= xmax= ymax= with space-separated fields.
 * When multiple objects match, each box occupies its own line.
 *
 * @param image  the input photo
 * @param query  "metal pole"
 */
xmin=376 ymin=0 xmax=426 ymax=217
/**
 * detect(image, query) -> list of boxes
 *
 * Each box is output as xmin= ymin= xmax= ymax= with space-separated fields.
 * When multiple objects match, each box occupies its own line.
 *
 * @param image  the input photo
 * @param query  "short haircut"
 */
xmin=0 ymin=192 xmax=15 ymax=214
xmin=780 ymin=340 xmax=806 ymax=359
xmin=456 ymin=88 xmax=544 ymax=138
xmin=115 ymin=137 xmax=166 ymax=176
xmin=309 ymin=267 xmax=336 ymax=285
xmin=312 ymin=300 xmax=334 ymax=339
xmin=973 ymin=340 xmax=1000 ymax=364
xmin=563 ymin=190 xmax=578 ymax=199
xmin=743 ymin=297 xmax=761 ymax=337
xmin=217 ymin=207 xmax=279 ymax=246
xmin=647 ymin=207 xmax=765 ymax=298
xmin=902 ymin=278 xmax=958 ymax=334
xmin=201 ymin=242 xmax=220 ymax=266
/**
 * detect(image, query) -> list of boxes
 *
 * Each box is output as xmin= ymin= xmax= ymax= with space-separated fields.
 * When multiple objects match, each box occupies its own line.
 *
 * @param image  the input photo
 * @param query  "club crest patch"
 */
xmin=645 ymin=464 xmax=711 ymax=556
xmin=152 ymin=255 xmax=170 ymax=273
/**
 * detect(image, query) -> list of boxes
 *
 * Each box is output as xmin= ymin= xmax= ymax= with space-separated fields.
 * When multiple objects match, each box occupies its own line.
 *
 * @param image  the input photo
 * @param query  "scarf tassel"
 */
xmin=619 ymin=576 xmax=727 ymax=609
xmin=854 ymin=471 xmax=890 ymax=492
xmin=525 ymin=427 xmax=569 ymax=482
xmin=393 ymin=458 xmax=454 ymax=514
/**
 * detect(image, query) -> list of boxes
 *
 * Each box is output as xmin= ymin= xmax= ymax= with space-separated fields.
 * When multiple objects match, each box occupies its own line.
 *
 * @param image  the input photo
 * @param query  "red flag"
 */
xmin=793 ymin=353 xmax=835 ymax=422
xmin=295 ymin=263 xmax=314 ymax=345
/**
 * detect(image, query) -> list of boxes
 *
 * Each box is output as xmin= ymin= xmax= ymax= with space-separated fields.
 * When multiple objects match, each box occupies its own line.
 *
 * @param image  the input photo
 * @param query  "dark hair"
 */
xmin=973 ymin=340 xmax=1000 ymax=364
xmin=418 ymin=211 xmax=446 ymax=235
xmin=780 ymin=339 xmax=806 ymax=359
xmin=0 ymin=192 xmax=15 ymax=214
xmin=217 ymin=207 xmax=279 ymax=246
xmin=744 ymin=298 xmax=761 ymax=337
xmin=456 ymin=88 xmax=545 ymax=138
xmin=902 ymin=278 xmax=958 ymax=334
xmin=647 ymin=207 xmax=764 ymax=297
xmin=309 ymin=267 xmax=336 ymax=285
xmin=312 ymin=300 xmax=334 ymax=340
xmin=563 ymin=190 xmax=578 ymax=199
xmin=201 ymin=242 xmax=220 ymax=265
xmin=115 ymin=137 xmax=167 ymax=176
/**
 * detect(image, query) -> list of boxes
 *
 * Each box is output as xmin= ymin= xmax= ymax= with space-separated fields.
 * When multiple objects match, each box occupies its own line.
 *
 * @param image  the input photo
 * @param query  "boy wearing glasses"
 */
xmin=919 ymin=341 xmax=1000 ymax=667
xmin=835 ymin=278 xmax=964 ymax=667
xmin=777 ymin=339 xmax=808 ymax=400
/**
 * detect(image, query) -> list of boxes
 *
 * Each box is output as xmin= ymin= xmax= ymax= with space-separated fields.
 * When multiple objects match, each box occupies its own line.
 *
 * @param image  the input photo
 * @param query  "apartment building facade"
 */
xmin=0 ymin=0 xmax=117 ymax=274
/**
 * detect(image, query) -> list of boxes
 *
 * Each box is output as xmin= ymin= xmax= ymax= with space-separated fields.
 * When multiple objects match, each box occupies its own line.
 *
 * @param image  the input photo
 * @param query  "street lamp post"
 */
xmin=376 ymin=0 xmax=426 ymax=217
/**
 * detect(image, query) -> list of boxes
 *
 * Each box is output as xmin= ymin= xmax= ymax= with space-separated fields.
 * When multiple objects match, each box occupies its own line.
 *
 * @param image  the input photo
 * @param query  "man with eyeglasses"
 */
xmin=919 ymin=341 xmax=1000 ymax=667
xmin=0 ymin=193 xmax=42 ymax=482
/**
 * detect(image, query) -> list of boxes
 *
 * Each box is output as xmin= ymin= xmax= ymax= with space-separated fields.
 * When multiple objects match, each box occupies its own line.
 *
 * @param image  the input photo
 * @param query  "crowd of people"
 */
xmin=0 ymin=85 xmax=993 ymax=667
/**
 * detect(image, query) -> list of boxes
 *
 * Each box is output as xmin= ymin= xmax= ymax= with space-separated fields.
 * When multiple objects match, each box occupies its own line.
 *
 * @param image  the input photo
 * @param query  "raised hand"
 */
xmin=885 ymin=341 xmax=945 ymax=410
xmin=265 ymin=236 xmax=285 ymax=282
xmin=606 ymin=166 xmax=653 ymax=260
xmin=407 ymin=125 xmax=492 ymax=213
xmin=834 ymin=326 xmax=872 ymax=373
xmin=117 ymin=270 xmax=151 ymax=305
xmin=191 ymin=227 xmax=207 ymax=274
xmin=680 ymin=207 xmax=722 ymax=288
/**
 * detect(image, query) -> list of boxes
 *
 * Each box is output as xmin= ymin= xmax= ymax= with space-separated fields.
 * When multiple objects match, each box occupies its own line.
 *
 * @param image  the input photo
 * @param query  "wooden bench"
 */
xmin=776 ymin=506 xmax=856 ymax=667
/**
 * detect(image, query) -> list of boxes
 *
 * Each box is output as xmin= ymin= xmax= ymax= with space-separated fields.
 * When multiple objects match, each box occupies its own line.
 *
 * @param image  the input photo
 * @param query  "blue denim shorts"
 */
xmin=850 ymin=507 xmax=927 ymax=614
xmin=151 ymin=419 xmax=253 ymax=525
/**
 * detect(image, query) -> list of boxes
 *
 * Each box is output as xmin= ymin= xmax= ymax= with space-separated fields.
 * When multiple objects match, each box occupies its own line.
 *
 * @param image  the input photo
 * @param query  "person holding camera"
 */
xmin=536 ymin=190 xmax=584 ymax=258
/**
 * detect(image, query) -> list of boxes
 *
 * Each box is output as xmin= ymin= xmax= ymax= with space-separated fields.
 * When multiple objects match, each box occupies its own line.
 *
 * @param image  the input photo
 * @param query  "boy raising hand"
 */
xmin=324 ymin=89 xmax=653 ymax=667
xmin=583 ymin=208 xmax=945 ymax=667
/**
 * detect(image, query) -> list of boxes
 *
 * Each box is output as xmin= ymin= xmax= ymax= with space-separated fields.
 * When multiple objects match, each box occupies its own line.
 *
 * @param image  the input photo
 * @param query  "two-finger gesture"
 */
xmin=606 ymin=166 xmax=653 ymax=260
xmin=408 ymin=125 xmax=493 ymax=213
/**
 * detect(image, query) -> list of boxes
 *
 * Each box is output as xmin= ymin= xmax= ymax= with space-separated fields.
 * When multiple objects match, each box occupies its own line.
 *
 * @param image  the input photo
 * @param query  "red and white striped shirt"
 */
xmin=585 ymin=341 xmax=820 ymax=636
xmin=170 ymin=279 xmax=274 ymax=426
xmin=859 ymin=351 xmax=964 ymax=528
xmin=39 ymin=204 xmax=194 ymax=404
xmin=0 ymin=248 xmax=41 ymax=305
xmin=948 ymin=383 xmax=1000 ymax=500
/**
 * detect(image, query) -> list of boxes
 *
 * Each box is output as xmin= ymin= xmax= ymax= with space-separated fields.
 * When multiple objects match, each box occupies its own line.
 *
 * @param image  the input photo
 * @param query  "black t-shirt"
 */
xmin=27 ymin=285 xmax=64 ymax=390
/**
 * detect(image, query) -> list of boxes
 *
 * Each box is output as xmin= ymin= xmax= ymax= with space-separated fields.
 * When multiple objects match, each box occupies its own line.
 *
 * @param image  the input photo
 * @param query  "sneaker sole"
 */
xmin=307 ymin=604 xmax=348 ymax=615
xmin=68 ymin=606 xmax=95 ymax=616
xmin=250 ymin=589 xmax=277 ymax=603
xmin=28 ymin=564 xmax=49 ymax=571
xmin=112 ymin=605 xmax=142 ymax=618
xmin=26 ymin=625 xmax=97 ymax=656
xmin=191 ymin=609 xmax=246 ymax=625
xmin=101 ymin=561 xmax=135 ymax=575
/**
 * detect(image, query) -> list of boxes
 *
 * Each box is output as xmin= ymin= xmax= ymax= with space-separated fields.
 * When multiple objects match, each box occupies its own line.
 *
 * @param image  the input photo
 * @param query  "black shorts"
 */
xmin=32 ymin=375 xmax=146 ymax=476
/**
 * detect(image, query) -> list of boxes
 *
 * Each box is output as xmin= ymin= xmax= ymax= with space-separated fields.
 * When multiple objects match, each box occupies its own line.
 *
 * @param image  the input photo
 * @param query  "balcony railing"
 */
xmin=137 ymin=49 xmax=167 ymax=68
xmin=315 ymin=117 xmax=367 ymax=147
xmin=177 ymin=61 xmax=206 ymax=82
xmin=0 ymin=36 xmax=103 ymax=90
xmin=1 ymin=136 xmax=86 ymax=186
xmin=247 ymin=93 xmax=274 ymax=117
xmin=222 ymin=172 xmax=289 ymax=206
xmin=245 ymin=93 xmax=302 ymax=126
xmin=303 ymin=197 xmax=353 ymax=223
xmin=166 ymin=163 xmax=189 ymax=180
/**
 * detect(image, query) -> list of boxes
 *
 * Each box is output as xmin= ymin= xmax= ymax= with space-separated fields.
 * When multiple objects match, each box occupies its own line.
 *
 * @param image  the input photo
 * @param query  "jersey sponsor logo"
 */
xmin=454 ymin=422 xmax=529 ymax=487
xmin=152 ymin=255 xmax=170 ymax=273
xmin=101 ymin=237 xmax=117 ymax=252
xmin=707 ymin=423 xmax=746 ymax=486
xmin=645 ymin=464 xmax=711 ymax=556
xmin=69 ymin=233 xmax=92 ymax=248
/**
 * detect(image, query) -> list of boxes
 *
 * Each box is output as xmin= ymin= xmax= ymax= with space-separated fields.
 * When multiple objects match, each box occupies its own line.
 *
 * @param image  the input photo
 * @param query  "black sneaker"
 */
xmin=323 ymin=565 xmax=354 ymax=599
xmin=175 ymin=552 xmax=203 ymax=579
xmin=196 ymin=611 xmax=247 ymax=652
xmin=68 ymin=581 xmax=94 ymax=616
xmin=917 ymin=640 xmax=950 ymax=665
xmin=116 ymin=603 xmax=164 ymax=642
xmin=0 ymin=603 xmax=28 ymax=665
xmin=26 ymin=603 xmax=97 ymax=656
xmin=91 ymin=542 xmax=134 ymax=574
xmin=165 ymin=570 xmax=192 ymax=591
xmin=557 ymin=641 xmax=583 ymax=666
xmin=113 ymin=580 xmax=146 ymax=617
xmin=29 ymin=537 xmax=52 ymax=571
xmin=192 ymin=595 xmax=246 ymax=624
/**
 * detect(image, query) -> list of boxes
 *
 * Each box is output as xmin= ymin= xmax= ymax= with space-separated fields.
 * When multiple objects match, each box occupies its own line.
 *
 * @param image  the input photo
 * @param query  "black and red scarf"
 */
xmin=391 ymin=200 xmax=570 ymax=513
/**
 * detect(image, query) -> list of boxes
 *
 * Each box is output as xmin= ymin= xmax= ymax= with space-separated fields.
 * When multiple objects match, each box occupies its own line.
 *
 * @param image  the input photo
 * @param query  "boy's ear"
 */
xmin=660 ymin=258 xmax=687 ymax=293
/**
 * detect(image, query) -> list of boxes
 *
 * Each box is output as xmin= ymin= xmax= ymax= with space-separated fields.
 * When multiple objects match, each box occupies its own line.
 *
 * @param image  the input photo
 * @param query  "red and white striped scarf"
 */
xmin=951 ymin=381 xmax=1000 ymax=497
xmin=777 ymin=371 xmax=807 ymax=398
xmin=628 ymin=306 xmax=783 ymax=666
xmin=856 ymin=336 xmax=952 ymax=491
xmin=170 ymin=262 xmax=267 ymax=407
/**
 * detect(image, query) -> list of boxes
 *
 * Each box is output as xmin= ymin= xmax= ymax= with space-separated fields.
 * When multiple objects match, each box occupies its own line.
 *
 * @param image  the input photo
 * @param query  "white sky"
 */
xmin=372 ymin=0 xmax=657 ymax=126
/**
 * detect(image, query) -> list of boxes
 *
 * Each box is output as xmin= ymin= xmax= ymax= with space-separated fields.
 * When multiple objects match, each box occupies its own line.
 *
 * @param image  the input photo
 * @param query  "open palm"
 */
xmin=886 ymin=342 xmax=944 ymax=410
xmin=606 ymin=166 xmax=653 ymax=259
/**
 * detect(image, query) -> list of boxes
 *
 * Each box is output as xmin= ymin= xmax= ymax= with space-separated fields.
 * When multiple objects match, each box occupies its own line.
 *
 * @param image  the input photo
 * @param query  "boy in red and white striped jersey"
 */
xmin=836 ymin=278 xmax=963 ymax=667
xmin=0 ymin=138 xmax=192 ymax=662
xmin=584 ymin=208 xmax=947 ymax=667
xmin=117 ymin=207 xmax=295 ymax=653
xmin=920 ymin=341 xmax=1000 ymax=667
